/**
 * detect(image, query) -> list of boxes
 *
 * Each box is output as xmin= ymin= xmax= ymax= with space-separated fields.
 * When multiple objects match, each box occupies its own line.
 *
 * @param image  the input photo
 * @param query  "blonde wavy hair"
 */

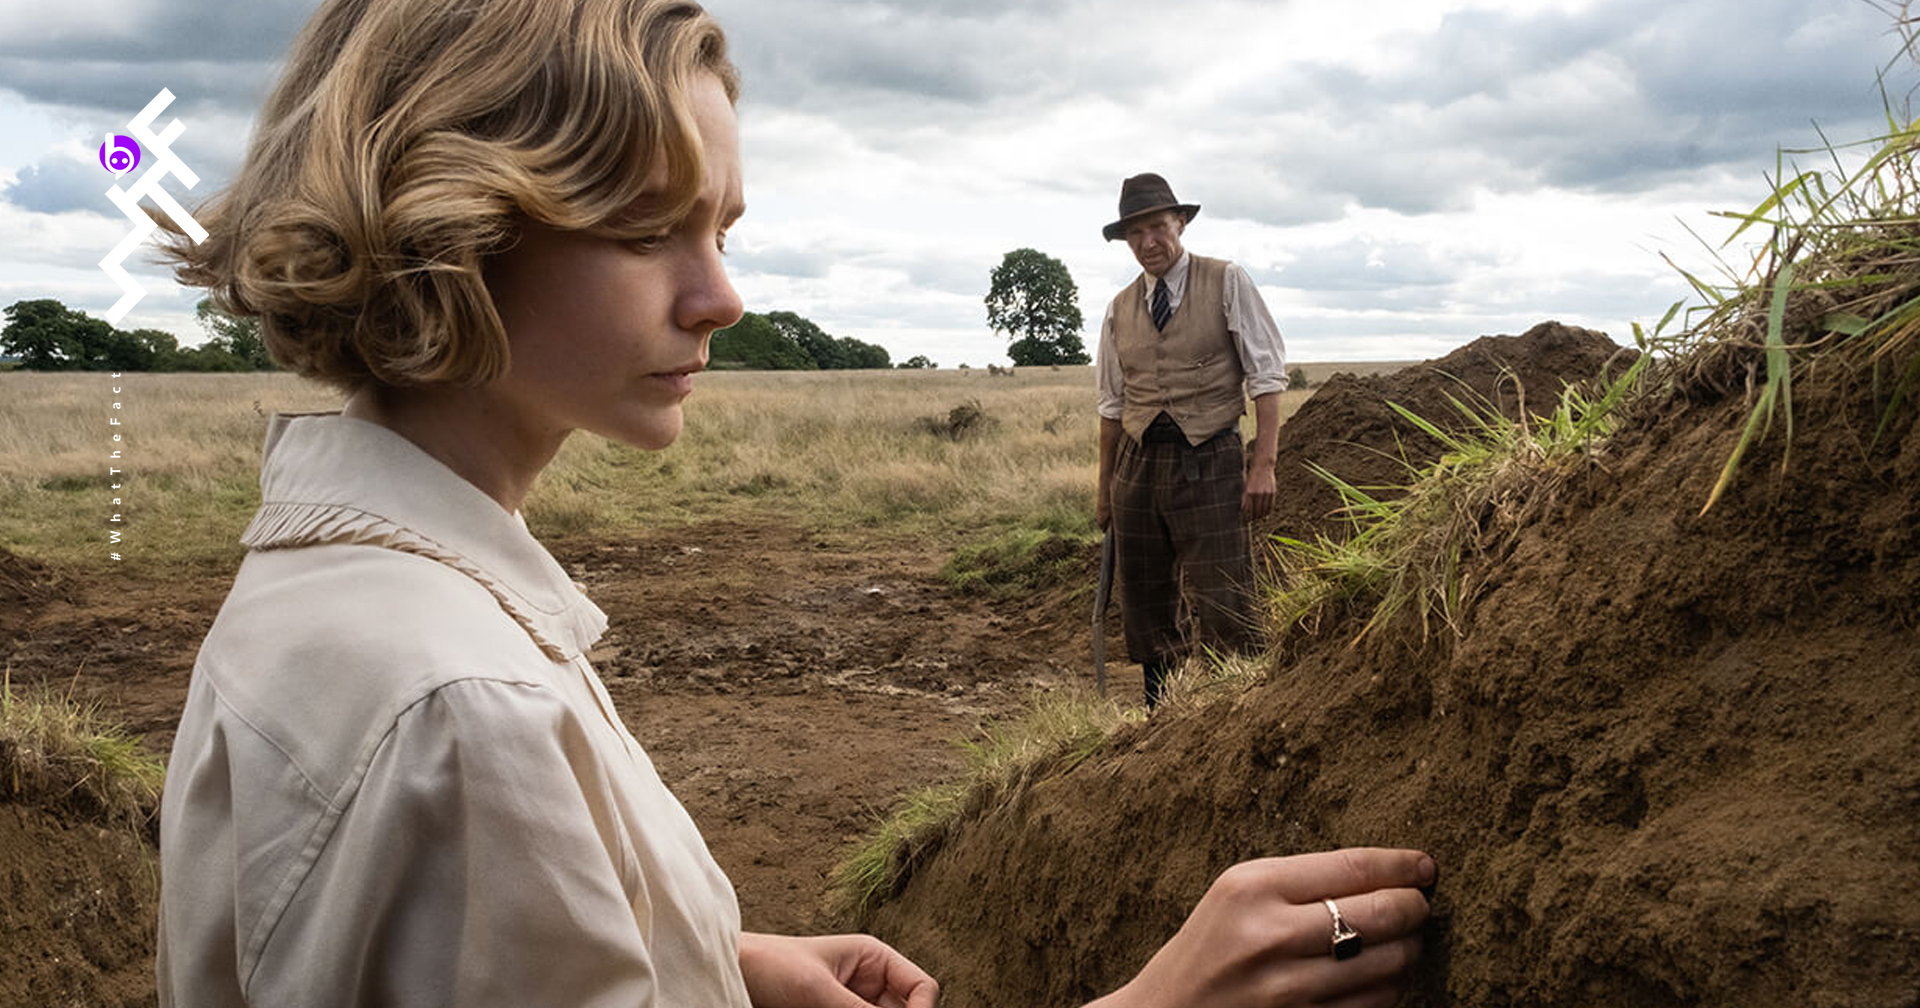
xmin=154 ymin=0 xmax=738 ymax=392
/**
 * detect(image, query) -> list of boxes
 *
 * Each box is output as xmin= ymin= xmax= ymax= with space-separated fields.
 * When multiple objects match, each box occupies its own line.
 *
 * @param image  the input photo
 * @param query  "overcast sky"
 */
xmin=0 ymin=0 xmax=1912 ymax=366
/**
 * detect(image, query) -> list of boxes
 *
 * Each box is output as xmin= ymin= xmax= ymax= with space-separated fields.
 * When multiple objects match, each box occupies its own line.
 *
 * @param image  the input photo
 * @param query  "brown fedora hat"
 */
xmin=1102 ymin=172 xmax=1200 ymax=241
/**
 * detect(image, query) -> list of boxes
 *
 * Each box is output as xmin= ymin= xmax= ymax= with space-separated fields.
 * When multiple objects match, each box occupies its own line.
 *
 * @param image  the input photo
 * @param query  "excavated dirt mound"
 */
xmin=859 ymin=353 xmax=1920 ymax=1006
xmin=1261 ymin=321 xmax=1636 ymax=544
xmin=0 ymin=805 xmax=157 ymax=1008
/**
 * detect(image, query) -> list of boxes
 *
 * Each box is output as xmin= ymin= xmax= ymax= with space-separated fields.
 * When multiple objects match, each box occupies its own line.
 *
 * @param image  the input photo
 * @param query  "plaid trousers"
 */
xmin=1110 ymin=428 xmax=1258 ymax=667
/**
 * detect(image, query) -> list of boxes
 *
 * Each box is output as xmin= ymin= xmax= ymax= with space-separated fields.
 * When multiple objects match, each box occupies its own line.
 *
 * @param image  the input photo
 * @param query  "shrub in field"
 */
xmin=913 ymin=398 xmax=997 ymax=440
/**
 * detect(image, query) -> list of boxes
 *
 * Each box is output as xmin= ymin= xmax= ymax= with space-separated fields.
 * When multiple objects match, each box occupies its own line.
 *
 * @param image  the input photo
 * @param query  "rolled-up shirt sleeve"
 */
xmin=1224 ymin=262 xmax=1288 ymax=398
xmin=249 ymin=679 xmax=657 ymax=1008
xmin=1095 ymin=301 xmax=1125 ymax=420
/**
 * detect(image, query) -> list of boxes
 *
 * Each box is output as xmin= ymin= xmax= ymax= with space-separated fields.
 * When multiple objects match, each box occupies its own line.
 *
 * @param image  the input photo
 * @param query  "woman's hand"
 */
xmin=1091 ymin=848 xmax=1435 ymax=1008
xmin=739 ymin=932 xmax=939 ymax=1008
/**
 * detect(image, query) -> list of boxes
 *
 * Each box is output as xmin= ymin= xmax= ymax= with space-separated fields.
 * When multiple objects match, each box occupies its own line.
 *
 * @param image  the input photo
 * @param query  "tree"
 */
xmin=898 ymin=355 xmax=935 ymax=369
xmin=711 ymin=312 xmax=814 ymax=369
xmin=2 ymin=299 xmax=94 ymax=369
xmin=0 ymin=297 xmax=276 ymax=372
xmin=834 ymin=336 xmax=891 ymax=370
xmin=130 ymin=329 xmax=182 ymax=371
xmin=766 ymin=311 xmax=843 ymax=369
xmin=751 ymin=310 xmax=893 ymax=370
xmin=196 ymin=298 xmax=274 ymax=370
xmin=985 ymin=248 xmax=1087 ymax=366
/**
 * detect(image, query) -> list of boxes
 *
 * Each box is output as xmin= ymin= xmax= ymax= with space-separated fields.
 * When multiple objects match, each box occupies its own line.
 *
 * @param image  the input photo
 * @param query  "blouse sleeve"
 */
xmin=247 ymin=677 xmax=656 ymax=1008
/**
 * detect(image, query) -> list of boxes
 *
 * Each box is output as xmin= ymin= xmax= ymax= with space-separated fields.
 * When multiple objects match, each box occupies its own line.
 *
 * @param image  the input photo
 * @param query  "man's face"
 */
xmin=1124 ymin=211 xmax=1185 ymax=277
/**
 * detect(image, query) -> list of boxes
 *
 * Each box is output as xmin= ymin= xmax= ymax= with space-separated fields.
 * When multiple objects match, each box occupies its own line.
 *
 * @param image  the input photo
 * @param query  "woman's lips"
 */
xmin=651 ymin=369 xmax=698 ymax=397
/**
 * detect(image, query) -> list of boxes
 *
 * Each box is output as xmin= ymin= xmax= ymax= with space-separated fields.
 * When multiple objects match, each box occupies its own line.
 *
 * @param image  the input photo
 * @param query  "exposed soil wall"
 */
xmin=0 ymin=805 xmax=158 ymax=1008
xmin=860 ymin=351 xmax=1920 ymax=1006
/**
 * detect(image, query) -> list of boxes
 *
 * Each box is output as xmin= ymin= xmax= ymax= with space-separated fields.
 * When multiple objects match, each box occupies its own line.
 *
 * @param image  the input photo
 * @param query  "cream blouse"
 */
xmin=157 ymin=413 xmax=749 ymax=1007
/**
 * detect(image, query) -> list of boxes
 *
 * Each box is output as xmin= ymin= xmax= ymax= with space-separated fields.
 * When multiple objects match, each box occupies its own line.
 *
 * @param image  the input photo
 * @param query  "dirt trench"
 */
xmin=858 ymin=346 xmax=1920 ymax=1007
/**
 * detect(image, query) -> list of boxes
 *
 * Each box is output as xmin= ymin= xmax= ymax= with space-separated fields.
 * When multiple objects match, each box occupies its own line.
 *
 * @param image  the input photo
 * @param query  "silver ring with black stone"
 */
xmin=1323 ymin=898 xmax=1363 ymax=961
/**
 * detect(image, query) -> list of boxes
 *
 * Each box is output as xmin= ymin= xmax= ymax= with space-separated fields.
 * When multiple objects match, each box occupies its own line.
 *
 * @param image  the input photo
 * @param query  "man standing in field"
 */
xmin=1095 ymin=172 xmax=1287 ymax=709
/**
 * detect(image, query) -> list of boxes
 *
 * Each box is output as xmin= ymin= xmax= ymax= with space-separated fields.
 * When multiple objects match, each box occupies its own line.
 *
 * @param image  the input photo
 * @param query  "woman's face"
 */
xmin=483 ymin=71 xmax=744 ymax=451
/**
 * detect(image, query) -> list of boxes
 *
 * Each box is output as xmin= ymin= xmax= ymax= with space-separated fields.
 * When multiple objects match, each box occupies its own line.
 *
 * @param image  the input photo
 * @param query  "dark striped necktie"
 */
xmin=1151 ymin=278 xmax=1171 ymax=331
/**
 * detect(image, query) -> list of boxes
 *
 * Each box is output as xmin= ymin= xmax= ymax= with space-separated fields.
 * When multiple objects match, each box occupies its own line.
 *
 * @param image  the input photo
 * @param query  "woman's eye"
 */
xmin=628 ymin=235 xmax=670 ymax=253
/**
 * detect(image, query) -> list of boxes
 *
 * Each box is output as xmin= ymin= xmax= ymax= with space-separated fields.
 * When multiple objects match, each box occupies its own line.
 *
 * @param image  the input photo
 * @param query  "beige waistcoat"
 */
xmin=1110 ymin=254 xmax=1245 ymax=445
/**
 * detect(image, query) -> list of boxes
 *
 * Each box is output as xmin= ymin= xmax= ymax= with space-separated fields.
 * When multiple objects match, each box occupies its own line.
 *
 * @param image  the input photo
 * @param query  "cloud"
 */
xmin=0 ymin=0 xmax=1911 ymax=366
xmin=3 ymin=154 xmax=114 ymax=214
xmin=1251 ymin=237 xmax=1488 ymax=296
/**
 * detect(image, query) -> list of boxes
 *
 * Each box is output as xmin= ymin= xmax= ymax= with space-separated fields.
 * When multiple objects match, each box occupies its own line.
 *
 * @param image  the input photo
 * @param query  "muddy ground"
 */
xmin=1 ymin=518 xmax=1117 ymax=1006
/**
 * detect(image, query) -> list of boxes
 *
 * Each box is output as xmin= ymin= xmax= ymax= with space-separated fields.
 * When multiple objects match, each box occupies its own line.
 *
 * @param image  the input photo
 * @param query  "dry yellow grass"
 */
xmin=0 ymin=362 xmax=1403 ymax=567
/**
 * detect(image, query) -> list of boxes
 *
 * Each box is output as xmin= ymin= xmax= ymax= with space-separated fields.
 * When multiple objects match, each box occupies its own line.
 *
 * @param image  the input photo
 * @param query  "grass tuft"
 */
xmin=0 ymin=666 xmax=165 ymax=840
xmin=1267 ymin=357 xmax=1648 ymax=646
xmin=830 ymin=689 xmax=1142 ymax=918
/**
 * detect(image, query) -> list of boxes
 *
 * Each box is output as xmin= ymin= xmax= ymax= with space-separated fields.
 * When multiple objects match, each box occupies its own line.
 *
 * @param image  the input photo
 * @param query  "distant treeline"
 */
xmin=1 ymin=299 xmax=919 ymax=374
xmin=1 ymin=298 xmax=272 ymax=372
xmin=713 ymin=310 xmax=914 ymax=370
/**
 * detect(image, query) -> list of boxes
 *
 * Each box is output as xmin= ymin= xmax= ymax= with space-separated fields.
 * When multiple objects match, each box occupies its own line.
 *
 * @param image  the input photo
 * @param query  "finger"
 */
xmin=850 ymin=940 xmax=937 ymax=1008
xmin=1310 ymin=978 xmax=1416 ymax=1008
xmin=1249 ymin=847 xmax=1436 ymax=904
xmin=905 ymin=975 xmax=939 ymax=1008
xmin=1267 ymin=887 xmax=1430 ymax=960
xmin=1268 ymin=934 xmax=1422 ymax=1007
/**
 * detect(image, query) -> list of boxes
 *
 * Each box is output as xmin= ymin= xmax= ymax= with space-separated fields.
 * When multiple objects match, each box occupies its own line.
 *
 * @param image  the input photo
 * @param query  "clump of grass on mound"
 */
xmin=0 ymin=669 xmax=165 ymax=839
xmin=1272 ymin=109 xmax=1920 ymax=644
xmin=831 ymin=690 xmax=1142 ymax=917
xmin=1656 ymin=120 xmax=1920 ymax=513
xmin=1269 ymin=356 xmax=1649 ymax=644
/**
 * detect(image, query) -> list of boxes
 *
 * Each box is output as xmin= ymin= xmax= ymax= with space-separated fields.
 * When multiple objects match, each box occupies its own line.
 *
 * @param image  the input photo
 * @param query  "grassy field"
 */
xmin=0 ymin=362 xmax=1407 ymax=570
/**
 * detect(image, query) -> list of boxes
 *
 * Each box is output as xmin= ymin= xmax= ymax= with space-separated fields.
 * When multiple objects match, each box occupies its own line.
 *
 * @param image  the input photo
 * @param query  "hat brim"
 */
xmin=1103 ymin=202 xmax=1200 ymax=241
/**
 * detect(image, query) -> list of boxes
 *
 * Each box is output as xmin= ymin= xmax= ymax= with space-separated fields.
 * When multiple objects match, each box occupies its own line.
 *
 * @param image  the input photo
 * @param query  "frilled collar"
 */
xmin=239 ymin=412 xmax=607 ymax=662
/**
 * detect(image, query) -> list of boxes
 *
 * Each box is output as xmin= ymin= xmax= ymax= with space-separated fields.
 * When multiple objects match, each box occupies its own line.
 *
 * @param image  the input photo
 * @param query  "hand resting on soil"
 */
xmin=1086 ymin=848 xmax=1435 ymax=1008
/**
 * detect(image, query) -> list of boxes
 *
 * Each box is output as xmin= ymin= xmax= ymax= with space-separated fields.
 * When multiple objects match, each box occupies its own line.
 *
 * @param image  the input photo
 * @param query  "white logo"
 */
xmin=100 ymin=89 xmax=207 ymax=324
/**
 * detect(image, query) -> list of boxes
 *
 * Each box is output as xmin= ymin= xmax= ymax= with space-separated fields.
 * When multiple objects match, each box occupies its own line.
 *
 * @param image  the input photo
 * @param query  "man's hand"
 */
xmin=1241 ymin=465 xmax=1275 ymax=523
xmin=739 ymin=932 xmax=938 ymax=1008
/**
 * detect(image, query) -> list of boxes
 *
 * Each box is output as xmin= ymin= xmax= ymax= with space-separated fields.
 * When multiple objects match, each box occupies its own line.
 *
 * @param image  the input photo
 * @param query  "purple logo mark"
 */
xmin=99 ymin=134 xmax=141 ymax=175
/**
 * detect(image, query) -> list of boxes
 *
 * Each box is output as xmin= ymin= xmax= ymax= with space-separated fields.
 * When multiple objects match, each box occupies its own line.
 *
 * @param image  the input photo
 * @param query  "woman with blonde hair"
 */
xmin=154 ymin=0 xmax=1433 ymax=1005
